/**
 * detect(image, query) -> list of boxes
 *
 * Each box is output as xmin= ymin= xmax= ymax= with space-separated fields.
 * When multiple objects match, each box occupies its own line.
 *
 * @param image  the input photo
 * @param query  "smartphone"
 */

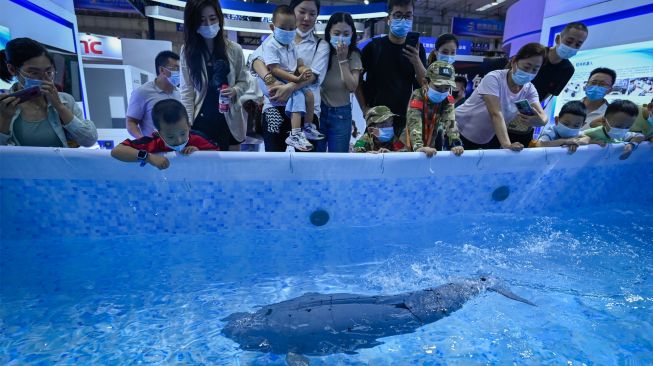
xmin=405 ymin=31 xmax=420 ymax=49
xmin=0 ymin=86 xmax=41 ymax=104
xmin=515 ymin=99 xmax=535 ymax=116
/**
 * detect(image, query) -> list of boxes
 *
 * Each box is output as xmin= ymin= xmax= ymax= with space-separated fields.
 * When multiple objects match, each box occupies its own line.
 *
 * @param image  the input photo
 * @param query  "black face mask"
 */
xmin=452 ymin=90 xmax=460 ymax=98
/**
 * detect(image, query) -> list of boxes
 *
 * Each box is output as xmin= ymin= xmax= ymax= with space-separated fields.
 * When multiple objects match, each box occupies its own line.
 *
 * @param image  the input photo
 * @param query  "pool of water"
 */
xmin=1 ymin=205 xmax=652 ymax=365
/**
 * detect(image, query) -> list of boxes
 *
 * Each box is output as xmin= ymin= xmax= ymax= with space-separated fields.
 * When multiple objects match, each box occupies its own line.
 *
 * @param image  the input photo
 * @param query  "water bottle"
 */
xmin=219 ymin=84 xmax=230 ymax=113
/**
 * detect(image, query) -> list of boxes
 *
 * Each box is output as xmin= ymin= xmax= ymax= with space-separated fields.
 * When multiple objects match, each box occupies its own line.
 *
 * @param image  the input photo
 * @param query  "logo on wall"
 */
xmin=78 ymin=33 xmax=122 ymax=60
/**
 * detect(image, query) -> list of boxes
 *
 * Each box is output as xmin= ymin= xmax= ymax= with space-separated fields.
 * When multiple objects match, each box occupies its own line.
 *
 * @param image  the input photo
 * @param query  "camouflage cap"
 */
xmin=365 ymin=105 xmax=397 ymax=126
xmin=427 ymin=61 xmax=456 ymax=87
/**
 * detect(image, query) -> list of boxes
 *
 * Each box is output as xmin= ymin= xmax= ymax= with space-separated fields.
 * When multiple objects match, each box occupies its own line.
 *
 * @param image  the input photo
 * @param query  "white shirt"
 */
xmin=126 ymin=80 xmax=180 ymax=137
xmin=455 ymin=69 xmax=540 ymax=144
xmin=261 ymin=35 xmax=298 ymax=75
xmin=581 ymin=98 xmax=608 ymax=130
xmin=252 ymin=31 xmax=330 ymax=114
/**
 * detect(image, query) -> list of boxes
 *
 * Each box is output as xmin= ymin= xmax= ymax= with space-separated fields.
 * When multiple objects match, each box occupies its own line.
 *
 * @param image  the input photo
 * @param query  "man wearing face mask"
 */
xmin=581 ymin=67 xmax=617 ymax=130
xmin=126 ymin=51 xmax=181 ymax=139
xmin=531 ymin=22 xmax=588 ymax=104
xmin=356 ymin=0 xmax=427 ymax=138
xmin=509 ymin=23 xmax=588 ymax=148
xmin=401 ymin=61 xmax=463 ymax=157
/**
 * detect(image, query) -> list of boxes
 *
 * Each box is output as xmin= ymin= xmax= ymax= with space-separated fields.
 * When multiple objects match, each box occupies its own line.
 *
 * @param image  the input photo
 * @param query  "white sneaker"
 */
xmin=303 ymin=124 xmax=325 ymax=140
xmin=285 ymin=131 xmax=313 ymax=151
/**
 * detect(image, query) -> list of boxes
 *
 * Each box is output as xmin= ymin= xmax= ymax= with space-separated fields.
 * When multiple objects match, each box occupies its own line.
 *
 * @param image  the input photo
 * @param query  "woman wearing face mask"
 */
xmin=0 ymin=38 xmax=97 ymax=147
xmin=426 ymin=33 xmax=458 ymax=66
xmin=315 ymin=12 xmax=362 ymax=153
xmin=455 ymin=43 xmax=548 ymax=151
xmin=180 ymin=0 xmax=252 ymax=151
xmin=250 ymin=0 xmax=331 ymax=152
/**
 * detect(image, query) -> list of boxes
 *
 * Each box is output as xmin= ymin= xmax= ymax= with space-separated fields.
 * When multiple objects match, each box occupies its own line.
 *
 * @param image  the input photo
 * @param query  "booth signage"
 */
xmin=79 ymin=33 xmax=123 ymax=60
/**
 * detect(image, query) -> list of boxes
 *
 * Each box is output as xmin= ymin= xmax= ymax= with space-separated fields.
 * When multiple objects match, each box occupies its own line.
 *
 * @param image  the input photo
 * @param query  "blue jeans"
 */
xmin=316 ymin=103 xmax=352 ymax=152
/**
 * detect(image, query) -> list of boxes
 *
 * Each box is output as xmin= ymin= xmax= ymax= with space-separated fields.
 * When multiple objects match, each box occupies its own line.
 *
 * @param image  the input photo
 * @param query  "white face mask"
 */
xmin=197 ymin=23 xmax=220 ymax=39
xmin=296 ymin=28 xmax=313 ymax=38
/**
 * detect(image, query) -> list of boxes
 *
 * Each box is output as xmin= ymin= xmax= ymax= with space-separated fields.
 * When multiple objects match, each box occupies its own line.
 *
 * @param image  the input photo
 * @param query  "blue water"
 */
xmin=1 ymin=206 xmax=652 ymax=365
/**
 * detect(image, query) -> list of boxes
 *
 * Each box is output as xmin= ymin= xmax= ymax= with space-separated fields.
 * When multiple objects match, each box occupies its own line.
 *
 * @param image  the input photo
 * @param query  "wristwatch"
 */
xmin=137 ymin=150 xmax=148 ymax=167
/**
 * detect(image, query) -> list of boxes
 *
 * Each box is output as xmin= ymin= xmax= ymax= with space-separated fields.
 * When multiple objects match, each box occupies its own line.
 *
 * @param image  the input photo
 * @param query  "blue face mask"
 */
xmin=165 ymin=69 xmax=180 ymax=87
xmin=19 ymin=72 xmax=43 ymax=89
xmin=554 ymin=123 xmax=580 ymax=138
xmin=647 ymin=114 xmax=653 ymax=127
xmin=377 ymin=127 xmax=395 ymax=142
xmin=585 ymin=85 xmax=608 ymax=101
xmin=556 ymin=43 xmax=579 ymax=59
xmin=164 ymin=139 xmax=188 ymax=152
xmin=389 ymin=19 xmax=412 ymax=38
xmin=274 ymin=28 xmax=296 ymax=46
xmin=511 ymin=68 xmax=537 ymax=86
xmin=329 ymin=35 xmax=351 ymax=49
xmin=197 ymin=23 xmax=220 ymax=39
xmin=428 ymin=87 xmax=449 ymax=103
xmin=437 ymin=54 xmax=456 ymax=65
xmin=605 ymin=118 xmax=629 ymax=141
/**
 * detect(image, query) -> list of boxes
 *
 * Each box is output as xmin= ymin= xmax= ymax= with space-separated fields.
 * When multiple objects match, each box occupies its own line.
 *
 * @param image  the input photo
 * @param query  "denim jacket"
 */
xmin=0 ymin=87 xmax=98 ymax=147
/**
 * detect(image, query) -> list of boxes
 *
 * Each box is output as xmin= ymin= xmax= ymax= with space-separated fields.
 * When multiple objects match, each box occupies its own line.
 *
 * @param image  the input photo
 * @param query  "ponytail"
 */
xmin=0 ymin=49 xmax=11 ymax=83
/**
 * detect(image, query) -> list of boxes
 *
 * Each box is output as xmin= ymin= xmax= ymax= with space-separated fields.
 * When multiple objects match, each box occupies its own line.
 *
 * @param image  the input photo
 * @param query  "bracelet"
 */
xmin=338 ymin=59 xmax=349 ymax=64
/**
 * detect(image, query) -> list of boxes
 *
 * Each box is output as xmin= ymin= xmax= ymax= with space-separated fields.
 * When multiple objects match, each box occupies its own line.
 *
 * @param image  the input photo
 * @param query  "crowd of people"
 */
xmin=0 ymin=0 xmax=651 ymax=170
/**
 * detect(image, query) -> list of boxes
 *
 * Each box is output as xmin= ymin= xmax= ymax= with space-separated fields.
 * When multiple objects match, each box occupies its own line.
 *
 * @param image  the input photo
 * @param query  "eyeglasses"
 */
xmin=163 ymin=66 xmax=180 ymax=72
xmin=391 ymin=12 xmax=413 ymax=20
xmin=20 ymin=68 xmax=56 ymax=80
xmin=587 ymin=80 xmax=611 ymax=87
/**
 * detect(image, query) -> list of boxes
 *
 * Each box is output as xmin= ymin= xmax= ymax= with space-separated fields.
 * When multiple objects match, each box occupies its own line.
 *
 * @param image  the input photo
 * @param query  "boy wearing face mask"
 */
xmin=258 ymin=5 xmax=323 ymax=152
xmin=126 ymin=51 xmax=181 ymax=139
xmin=581 ymin=99 xmax=641 ymax=160
xmin=112 ymin=99 xmax=219 ymax=170
xmin=534 ymin=101 xmax=589 ymax=154
xmin=401 ymin=61 xmax=463 ymax=157
xmin=354 ymin=106 xmax=403 ymax=153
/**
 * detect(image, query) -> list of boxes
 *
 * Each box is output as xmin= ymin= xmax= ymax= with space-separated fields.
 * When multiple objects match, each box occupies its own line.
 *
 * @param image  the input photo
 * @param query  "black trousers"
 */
xmin=262 ymin=106 xmax=320 ymax=152
xmin=508 ymin=128 xmax=535 ymax=147
xmin=459 ymin=134 xmax=502 ymax=150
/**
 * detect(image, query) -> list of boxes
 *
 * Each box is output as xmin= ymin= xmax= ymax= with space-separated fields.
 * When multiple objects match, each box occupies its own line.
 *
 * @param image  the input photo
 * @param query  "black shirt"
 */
xmin=361 ymin=36 xmax=427 ymax=134
xmin=531 ymin=49 xmax=575 ymax=102
xmin=192 ymin=56 xmax=232 ymax=148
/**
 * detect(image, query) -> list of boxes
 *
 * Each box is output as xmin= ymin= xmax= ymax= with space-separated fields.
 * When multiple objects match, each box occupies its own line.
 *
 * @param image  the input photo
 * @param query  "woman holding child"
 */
xmin=251 ymin=0 xmax=330 ymax=152
xmin=180 ymin=0 xmax=252 ymax=151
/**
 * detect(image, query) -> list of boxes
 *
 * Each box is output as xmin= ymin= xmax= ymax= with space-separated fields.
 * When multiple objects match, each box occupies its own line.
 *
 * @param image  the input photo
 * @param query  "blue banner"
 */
xmin=73 ymin=0 xmax=141 ymax=14
xmin=452 ymin=17 xmax=504 ymax=38
xmin=457 ymin=39 xmax=473 ymax=55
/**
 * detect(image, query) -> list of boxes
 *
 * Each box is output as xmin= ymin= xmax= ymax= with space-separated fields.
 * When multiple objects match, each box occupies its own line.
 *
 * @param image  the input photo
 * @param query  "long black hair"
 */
xmin=0 ymin=38 xmax=54 ymax=83
xmin=324 ymin=12 xmax=360 ymax=71
xmin=183 ymin=0 xmax=227 ymax=89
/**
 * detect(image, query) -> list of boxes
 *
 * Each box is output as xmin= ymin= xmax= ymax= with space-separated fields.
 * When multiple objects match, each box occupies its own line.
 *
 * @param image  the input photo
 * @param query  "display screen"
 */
xmin=552 ymin=40 xmax=653 ymax=116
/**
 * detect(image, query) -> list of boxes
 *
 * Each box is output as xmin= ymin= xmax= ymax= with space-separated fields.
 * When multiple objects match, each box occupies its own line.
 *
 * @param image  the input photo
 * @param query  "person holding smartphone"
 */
xmin=455 ymin=43 xmax=548 ymax=151
xmin=0 ymin=38 xmax=97 ymax=147
xmin=355 ymin=0 xmax=427 ymax=138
